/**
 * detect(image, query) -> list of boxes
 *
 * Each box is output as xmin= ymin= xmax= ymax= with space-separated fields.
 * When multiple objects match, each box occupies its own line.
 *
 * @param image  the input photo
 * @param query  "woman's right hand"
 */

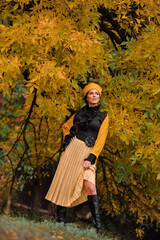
xmin=71 ymin=136 xmax=76 ymax=142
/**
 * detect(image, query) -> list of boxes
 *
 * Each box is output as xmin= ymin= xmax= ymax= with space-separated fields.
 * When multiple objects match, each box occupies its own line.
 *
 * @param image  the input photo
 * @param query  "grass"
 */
xmin=0 ymin=214 xmax=118 ymax=240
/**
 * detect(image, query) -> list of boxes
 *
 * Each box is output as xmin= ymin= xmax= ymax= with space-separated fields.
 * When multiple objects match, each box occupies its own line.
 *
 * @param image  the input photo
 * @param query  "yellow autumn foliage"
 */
xmin=0 ymin=0 xmax=160 ymax=236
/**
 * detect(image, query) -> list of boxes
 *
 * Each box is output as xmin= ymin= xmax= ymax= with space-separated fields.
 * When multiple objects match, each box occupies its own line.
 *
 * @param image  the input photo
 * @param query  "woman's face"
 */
xmin=86 ymin=89 xmax=100 ymax=107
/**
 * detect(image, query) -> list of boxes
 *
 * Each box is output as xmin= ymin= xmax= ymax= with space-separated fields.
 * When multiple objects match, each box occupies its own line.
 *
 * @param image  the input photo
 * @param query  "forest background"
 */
xmin=0 ymin=0 xmax=160 ymax=239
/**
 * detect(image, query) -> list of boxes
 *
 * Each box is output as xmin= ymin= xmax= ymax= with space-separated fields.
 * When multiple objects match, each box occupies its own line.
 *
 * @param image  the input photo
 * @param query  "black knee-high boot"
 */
xmin=57 ymin=205 xmax=67 ymax=223
xmin=88 ymin=194 xmax=102 ymax=238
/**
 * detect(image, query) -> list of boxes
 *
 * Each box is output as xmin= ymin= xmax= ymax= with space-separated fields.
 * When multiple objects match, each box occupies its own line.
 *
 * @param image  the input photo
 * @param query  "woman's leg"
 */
xmin=84 ymin=180 xmax=102 ymax=238
xmin=83 ymin=180 xmax=97 ymax=195
xmin=57 ymin=205 xmax=67 ymax=223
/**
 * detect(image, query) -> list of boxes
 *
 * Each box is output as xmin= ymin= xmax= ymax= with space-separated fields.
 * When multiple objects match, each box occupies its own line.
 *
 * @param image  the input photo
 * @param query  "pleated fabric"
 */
xmin=45 ymin=138 xmax=96 ymax=207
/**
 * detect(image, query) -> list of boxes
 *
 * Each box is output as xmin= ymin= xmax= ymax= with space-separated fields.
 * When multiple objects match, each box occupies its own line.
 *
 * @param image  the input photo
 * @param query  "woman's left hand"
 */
xmin=83 ymin=160 xmax=91 ymax=170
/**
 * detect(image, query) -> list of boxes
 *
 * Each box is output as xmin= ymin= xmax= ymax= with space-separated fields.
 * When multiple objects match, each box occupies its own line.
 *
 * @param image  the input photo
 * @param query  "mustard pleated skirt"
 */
xmin=45 ymin=138 xmax=96 ymax=207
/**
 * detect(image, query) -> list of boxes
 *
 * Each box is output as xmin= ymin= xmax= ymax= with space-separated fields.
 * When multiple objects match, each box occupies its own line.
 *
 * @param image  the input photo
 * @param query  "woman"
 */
xmin=45 ymin=83 xmax=109 ymax=238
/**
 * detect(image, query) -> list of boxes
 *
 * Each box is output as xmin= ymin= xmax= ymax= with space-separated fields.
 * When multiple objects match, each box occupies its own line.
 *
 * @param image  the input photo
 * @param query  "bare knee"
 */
xmin=84 ymin=180 xmax=97 ymax=195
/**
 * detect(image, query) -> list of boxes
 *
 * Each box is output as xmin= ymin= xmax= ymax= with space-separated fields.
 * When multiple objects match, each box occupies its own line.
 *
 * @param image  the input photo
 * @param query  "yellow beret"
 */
xmin=82 ymin=83 xmax=102 ymax=98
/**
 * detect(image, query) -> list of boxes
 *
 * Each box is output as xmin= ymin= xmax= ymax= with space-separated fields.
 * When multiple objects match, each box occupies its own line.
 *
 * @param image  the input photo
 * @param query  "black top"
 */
xmin=64 ymin=105 xmax=106 ymax=164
